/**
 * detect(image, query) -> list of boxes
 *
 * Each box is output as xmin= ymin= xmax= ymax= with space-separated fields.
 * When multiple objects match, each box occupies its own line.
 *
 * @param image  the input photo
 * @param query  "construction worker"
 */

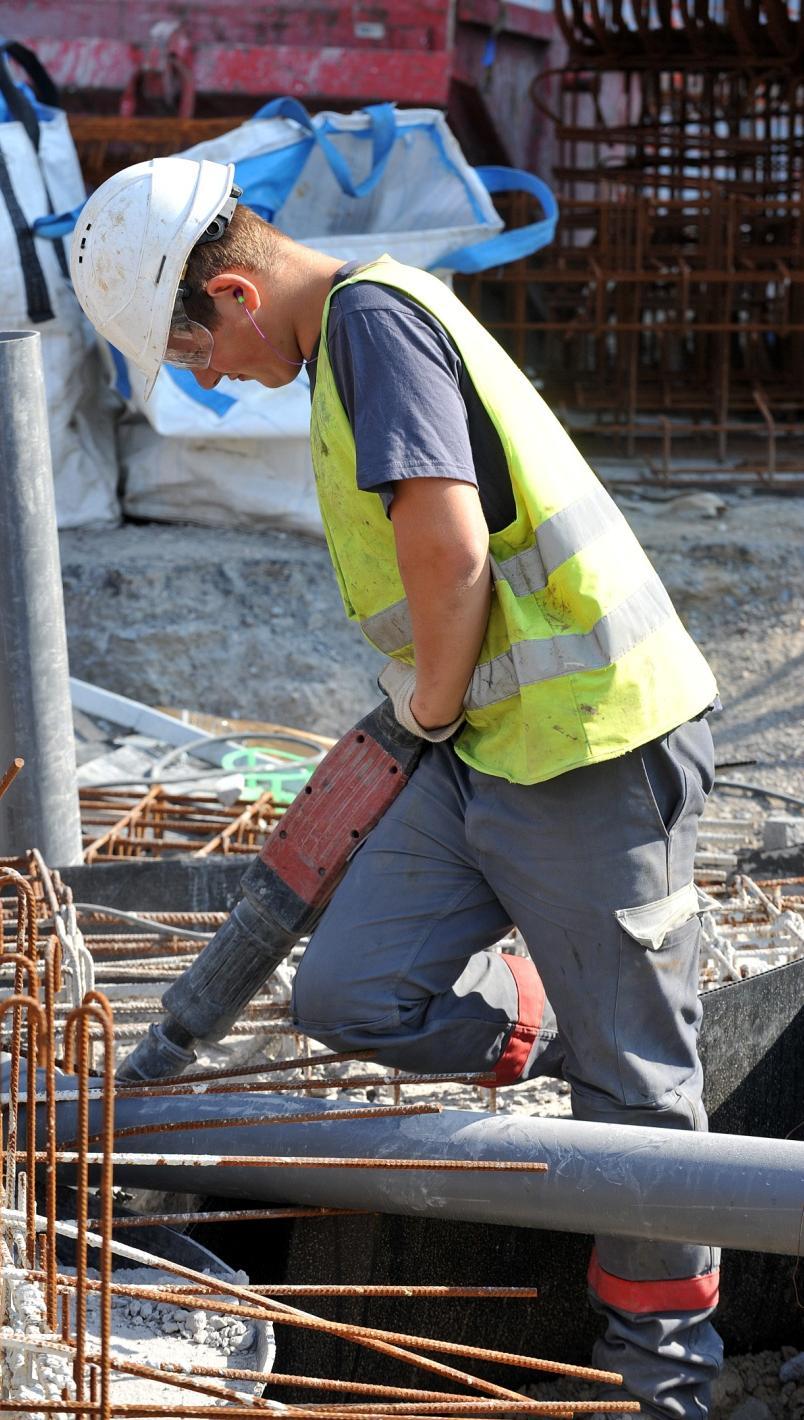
xmin=72 ymin=157 xmax=723 ymax=1419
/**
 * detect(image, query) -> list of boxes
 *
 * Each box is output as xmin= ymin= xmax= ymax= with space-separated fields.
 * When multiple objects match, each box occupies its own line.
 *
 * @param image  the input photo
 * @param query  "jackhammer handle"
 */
xmin=165 ymin=696 xmax=423 ymax=1034
xmin=117 ymin=699 xmax=423 ymax=1081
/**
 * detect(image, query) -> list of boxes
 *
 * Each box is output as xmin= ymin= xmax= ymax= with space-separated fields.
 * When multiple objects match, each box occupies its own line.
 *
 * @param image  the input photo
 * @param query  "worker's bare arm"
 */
xmin=389 ymin=478 xmax=490 ymax=730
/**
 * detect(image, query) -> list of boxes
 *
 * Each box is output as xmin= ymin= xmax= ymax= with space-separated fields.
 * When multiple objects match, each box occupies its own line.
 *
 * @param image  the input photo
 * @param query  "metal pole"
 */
xmin=0 ymin=330 xmax=82 ymax=864
xmin=18 ymin=1065 xmax=804 ymax=1257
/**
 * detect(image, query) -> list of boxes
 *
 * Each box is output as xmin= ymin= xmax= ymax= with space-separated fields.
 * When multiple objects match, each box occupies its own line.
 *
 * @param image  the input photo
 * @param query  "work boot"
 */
xmin=590 ymin=1301 xmax=723 ymax=1420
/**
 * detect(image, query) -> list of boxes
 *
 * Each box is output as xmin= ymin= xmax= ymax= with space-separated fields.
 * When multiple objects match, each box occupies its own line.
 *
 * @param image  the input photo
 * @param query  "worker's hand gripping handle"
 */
xmin=117 ymin=700 xmax=424 ymax=1082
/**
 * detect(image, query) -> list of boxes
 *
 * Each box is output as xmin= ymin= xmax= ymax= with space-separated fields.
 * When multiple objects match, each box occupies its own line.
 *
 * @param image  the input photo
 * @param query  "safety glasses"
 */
xmin=164 ymin=284 xmax=214 ymax=371
xmin=162 ymin=184 xmax=242 ymax=373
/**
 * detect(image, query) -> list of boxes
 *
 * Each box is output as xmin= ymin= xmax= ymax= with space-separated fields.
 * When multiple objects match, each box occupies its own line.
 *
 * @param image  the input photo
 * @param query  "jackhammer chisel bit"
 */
xmin=117 ymin=697 xmax=423 ymax=1083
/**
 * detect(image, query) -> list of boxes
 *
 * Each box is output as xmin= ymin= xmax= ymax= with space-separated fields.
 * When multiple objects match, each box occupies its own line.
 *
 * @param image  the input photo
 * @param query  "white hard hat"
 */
xmin=71 ymin=156 xmax=236 ymax=398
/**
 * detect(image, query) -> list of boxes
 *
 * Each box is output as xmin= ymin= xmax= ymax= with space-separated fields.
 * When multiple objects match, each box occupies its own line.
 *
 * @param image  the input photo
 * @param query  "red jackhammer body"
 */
xmin=117 ymin=698 xmax=423 ymax=1082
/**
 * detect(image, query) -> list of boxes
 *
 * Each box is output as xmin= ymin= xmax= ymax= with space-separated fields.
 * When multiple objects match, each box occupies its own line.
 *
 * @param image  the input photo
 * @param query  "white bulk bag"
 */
xmin=0 ymin=42 xmax=118 ymax=527
xmin=113 ymin=100 xmax=557 ymax=531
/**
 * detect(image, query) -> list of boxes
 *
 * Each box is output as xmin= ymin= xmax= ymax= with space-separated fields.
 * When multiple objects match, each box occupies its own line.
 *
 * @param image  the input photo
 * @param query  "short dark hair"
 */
xmin=182 ymin=205 xmax=287 ymax=330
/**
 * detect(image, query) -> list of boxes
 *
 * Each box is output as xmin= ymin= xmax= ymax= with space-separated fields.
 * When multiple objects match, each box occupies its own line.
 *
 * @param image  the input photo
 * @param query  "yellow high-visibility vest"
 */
xmin=311 ymin=256 xmax=717 ymax=785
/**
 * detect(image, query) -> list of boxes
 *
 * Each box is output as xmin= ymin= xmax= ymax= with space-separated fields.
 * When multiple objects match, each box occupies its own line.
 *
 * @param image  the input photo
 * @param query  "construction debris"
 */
xmin=80 ymin=786 xmax=278 ymax=862
xmin=69 ymin=683 xmax=334 ymax=860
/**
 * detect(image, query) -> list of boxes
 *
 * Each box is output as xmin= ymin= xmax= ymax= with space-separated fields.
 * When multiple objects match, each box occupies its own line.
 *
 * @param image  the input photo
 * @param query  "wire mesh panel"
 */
xmin=457 ymin=6 xmax=804 ymax=483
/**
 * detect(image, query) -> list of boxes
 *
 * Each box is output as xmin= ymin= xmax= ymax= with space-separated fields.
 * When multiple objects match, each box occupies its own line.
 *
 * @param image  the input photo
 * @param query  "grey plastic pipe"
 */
xmin=15 ymin=1064 xmax=804 ymax=1256
xmin=0 ymin=331 xmax=82 ymax=863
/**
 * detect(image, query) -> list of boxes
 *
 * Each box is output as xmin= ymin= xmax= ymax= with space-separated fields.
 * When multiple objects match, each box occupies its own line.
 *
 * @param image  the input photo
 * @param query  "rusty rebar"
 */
xmin=0 ymin=866 xmax=39 ymax=961
xmin=89 ymin=1100 xmax=442 ymax=1147
xmin=47 ymin=1272 xmax=539 ymax=1300
xmin=1 ymin=857 xmax=625 ymax=1418
xmin=63 ymin=993 xmax=116 ymax=1420
xmin=109 ymin=1205 xmax=373 ymax=1226
xmin=113 ymin=1070 xmax=497 ymax=1100
xmin=43 ymin=1287 xmax=532 ymax=1408
xmin=48 ymin=1272 xmax=620 ymax=1387
xmin=0 ymin=758 xmax=24 ymax=803
xmin=295 ymin=1406 xmax=633 ymax=1416
xmin=115 ymin=1047 xmax=374 ymax=1087
xmin=28 ymin=1150 xmax=548 ymax=1171
xmin=38 ymin=1202 xmax=624 ymax=1410
xmin=0 ymin=1406 xmax=637 ymax=1417
xmin=0 ymin=994 xmax=45 ymax=1250
xmin=43 ymin=938 xmax=61 ymax=1329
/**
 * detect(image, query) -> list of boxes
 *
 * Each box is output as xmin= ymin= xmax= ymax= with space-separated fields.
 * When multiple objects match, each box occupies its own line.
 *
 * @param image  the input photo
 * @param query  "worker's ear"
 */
xmin=205 ymin=273 xmax=261 ymax=312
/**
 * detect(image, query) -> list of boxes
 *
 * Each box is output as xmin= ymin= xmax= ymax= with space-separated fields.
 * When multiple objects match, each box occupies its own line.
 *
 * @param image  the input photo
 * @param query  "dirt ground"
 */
xmin=59 ymin=485 xmax=804 ymax=798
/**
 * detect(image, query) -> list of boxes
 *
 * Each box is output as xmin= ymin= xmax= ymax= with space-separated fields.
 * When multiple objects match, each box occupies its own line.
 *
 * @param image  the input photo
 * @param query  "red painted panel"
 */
xmin=28 ymin=39 xmax=452 ymax=103
xmin=0 ymin=1 xmax=453 ymax=50
xmin=26 ymin=40 xmax=138 ymax=92
xmin=192 ymin=46 xmax=453 ymax=102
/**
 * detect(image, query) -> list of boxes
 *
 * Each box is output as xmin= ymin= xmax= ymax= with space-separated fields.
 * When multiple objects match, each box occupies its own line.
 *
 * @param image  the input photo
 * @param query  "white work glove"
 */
xmin=378 ymin=660 xmax=465 ymax=743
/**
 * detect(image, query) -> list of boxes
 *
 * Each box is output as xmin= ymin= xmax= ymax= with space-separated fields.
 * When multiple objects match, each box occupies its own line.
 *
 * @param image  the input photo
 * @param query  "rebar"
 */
xmin=452 ymin=26 xmax=804 ymax=484
xmin=84 ymin=1100 xmax=443 ymax=1146
xmin=15 ymin=838 xmax=793 ymax=1415
xmin=81 ymin=785 xmax=278 ymax=862
xmin=109 ymin=1205 xmax=372 ymax=1226
xmin=0 ymin=1408 xmax=633 ymax=1418
xmin=0 ymin=758 xmax=24 ymax=803
xmin=25 ymin=1151 xmax=549 ymax=1171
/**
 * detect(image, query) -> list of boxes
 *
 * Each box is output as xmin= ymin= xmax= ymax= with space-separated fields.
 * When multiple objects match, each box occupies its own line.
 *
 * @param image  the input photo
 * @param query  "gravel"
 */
xmin=60 ymin=1262 xmax=270 ymax=1409
xmin=59 ymin=489 xmax=804 ymax=793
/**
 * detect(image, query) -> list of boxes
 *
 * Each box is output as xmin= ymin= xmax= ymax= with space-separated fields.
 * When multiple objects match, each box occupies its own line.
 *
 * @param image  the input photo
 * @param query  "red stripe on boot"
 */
xmin=588 ymin=1249 xmax=720 ymax=1313
xmin=494 ymin=953 xmax=546 ymax=1084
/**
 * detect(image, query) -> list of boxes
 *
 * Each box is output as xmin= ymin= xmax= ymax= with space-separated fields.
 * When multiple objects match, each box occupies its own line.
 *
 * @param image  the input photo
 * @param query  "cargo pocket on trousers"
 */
xmin=615 ymin=881 xmax=701 ymax=951
xmin=613 ymin=881 xmax=705 ymax=1107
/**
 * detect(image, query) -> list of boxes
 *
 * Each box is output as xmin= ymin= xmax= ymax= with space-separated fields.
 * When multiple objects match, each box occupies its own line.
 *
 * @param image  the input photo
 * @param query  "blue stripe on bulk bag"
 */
xmin=33 ymin=202 xmax=84 ymax=238
xmin=167 ymin=366 xmax=237 ymax=416
xmin=436 ymin=166 xmax=559 ymax=273
xmin=108 ymin=344 xmax=131 ymax=401
xmin=0 ymin=82 xmax=57 ymax=123
xmin=235 ymin=142 xmax=314 ymax=222
xmin=254 ymin=98 xmax=397 ymax=200
xmin=315 ymin=115 xmax=488 ymax=226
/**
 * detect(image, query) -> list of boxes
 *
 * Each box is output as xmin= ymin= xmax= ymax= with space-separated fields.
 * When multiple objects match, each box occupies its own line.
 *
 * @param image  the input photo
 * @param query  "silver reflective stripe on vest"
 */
xmin=360 ymin=486 xmax=626 ymax=654
xmin=362 ymin=596 xmax=413 ymax=655
xmin=466 ymin=573 xmax=676 ymax=710
xmin=498 ymin=485 xmax=626 ymax=598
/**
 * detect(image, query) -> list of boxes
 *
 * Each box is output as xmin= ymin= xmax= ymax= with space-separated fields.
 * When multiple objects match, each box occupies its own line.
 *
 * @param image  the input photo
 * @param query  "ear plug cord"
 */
xmin=234 ymin=287 xmax=316 ymax=366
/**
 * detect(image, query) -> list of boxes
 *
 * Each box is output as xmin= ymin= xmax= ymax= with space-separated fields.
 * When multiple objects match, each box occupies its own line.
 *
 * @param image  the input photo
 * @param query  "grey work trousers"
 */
xmin=292 ymin=719 xmax=723 ymax=1420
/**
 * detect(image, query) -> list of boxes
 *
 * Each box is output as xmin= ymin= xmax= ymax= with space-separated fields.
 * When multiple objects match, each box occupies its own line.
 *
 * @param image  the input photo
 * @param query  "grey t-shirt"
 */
xmin=307 ymin=265 xmax=515 ymax=533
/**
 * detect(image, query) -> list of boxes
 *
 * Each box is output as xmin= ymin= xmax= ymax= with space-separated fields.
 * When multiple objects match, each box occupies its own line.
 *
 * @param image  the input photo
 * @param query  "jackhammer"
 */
xmin=117 ymin=698 xmax=423 ymax=1082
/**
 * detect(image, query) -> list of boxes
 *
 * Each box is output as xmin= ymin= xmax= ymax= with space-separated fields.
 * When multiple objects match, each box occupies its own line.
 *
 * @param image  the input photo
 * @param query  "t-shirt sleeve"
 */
xmin=327 ymin=292 xmax=479 ymax=513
